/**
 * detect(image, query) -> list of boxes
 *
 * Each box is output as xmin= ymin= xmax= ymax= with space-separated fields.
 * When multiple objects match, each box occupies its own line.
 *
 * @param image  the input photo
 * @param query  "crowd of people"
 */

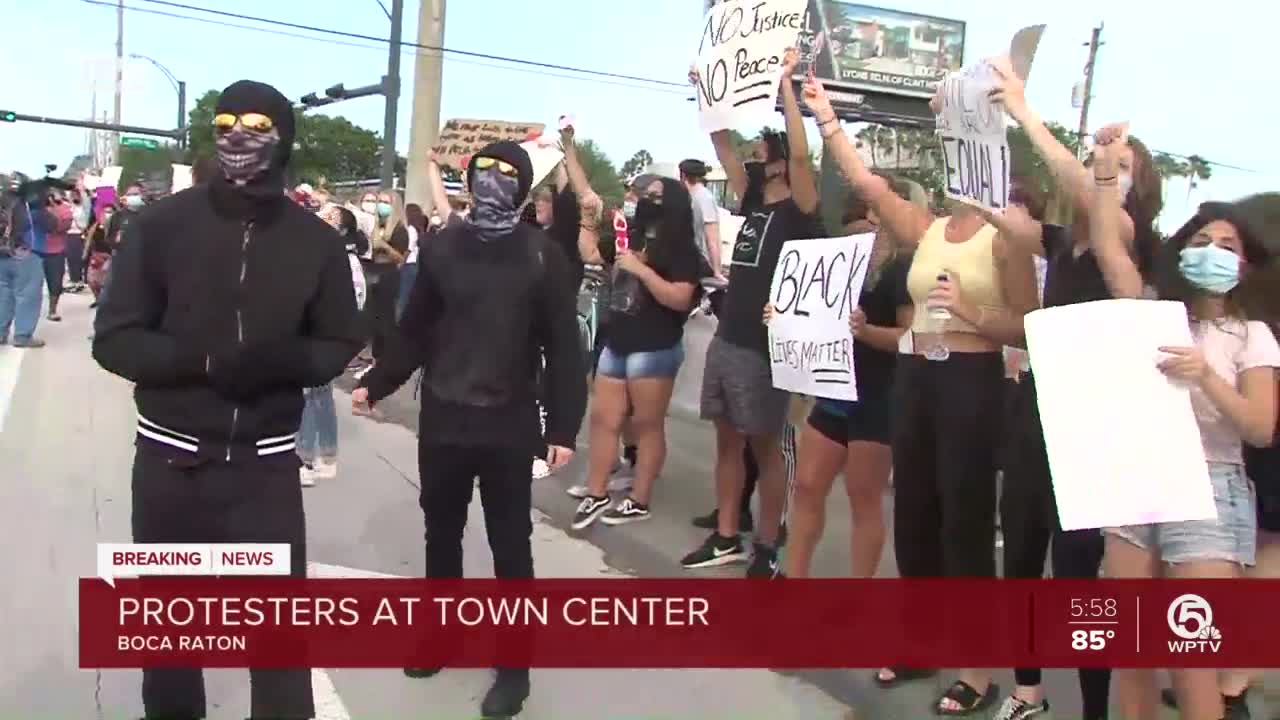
xmin=0 ymin=36 xmax=1271 ymax=720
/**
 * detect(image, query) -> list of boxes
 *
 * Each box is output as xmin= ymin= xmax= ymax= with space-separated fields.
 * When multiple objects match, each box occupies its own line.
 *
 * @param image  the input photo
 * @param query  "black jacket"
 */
xmin=92 ymin=180 xmax=364 ymax=463
xmin=360 ymin=220 xmax=587 ymax=454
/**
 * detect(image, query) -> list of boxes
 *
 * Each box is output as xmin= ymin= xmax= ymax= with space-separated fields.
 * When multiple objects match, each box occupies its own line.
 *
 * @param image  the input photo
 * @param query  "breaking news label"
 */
xmin=96 ymin=543 xmax=291 ymax=586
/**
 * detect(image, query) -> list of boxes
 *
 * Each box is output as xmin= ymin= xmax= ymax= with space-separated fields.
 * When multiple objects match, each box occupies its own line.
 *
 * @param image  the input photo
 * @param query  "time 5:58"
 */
xmin=1070 ymin=598 xmax=1117 ymax=618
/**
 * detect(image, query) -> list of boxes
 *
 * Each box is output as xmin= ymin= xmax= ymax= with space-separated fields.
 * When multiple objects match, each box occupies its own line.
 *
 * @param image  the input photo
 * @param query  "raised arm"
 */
xmin=425 ymin=151 xmax=453 ymax=222
xmin=777 ymin=49 xmax=818 ymax=213
xmin=560 ymin=126 xmax=607 ymax=266
xmin=802 ymin=77 xmax=933 ymax=243
xmin=1086 ymin=126 xmax=1144 ymax=298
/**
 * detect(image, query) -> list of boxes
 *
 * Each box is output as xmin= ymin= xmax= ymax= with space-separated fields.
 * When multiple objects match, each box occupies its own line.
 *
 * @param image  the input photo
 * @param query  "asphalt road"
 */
xmin=3 ymin=291 xmax=1273 ymax=719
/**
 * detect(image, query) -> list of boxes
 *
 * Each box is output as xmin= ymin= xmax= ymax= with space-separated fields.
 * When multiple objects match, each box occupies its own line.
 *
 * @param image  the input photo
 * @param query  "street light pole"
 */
xmin=380 ymin=0 xmax=404 ymax=189
xmin=128 ymin=54 xmax=186 ymax=149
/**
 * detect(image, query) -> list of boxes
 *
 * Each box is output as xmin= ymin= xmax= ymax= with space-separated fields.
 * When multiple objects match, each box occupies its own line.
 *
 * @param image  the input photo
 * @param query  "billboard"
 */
xmin=797 ymin=1 xmax=966 ymax=99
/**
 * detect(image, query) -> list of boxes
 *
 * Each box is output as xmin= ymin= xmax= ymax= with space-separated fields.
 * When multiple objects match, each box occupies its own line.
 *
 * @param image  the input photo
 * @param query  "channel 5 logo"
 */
xmin=1166 ymin=594 xmax=1222 ymax=653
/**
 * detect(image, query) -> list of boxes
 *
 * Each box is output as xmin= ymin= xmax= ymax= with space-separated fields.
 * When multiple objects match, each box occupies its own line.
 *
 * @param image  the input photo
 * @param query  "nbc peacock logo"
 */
xmin=1166 ymin=594 xmax=1222 ymax=653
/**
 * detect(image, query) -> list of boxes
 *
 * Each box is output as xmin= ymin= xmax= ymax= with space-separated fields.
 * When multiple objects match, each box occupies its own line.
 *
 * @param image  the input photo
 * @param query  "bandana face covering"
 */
xmin=215 ymin=125 xmax=279 ymax=184
xmin=466 ymin=166 xmax=520 ymax=242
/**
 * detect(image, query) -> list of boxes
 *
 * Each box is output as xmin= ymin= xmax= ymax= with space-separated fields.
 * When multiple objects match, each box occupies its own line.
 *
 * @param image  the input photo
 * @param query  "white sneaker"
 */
xmin=532 ymin=458 xmax=551 ymax=479
xmin=299 ymin=466 xmax=318 ymax=487
xmin=313 ymin=460 xmax=338 ymax=479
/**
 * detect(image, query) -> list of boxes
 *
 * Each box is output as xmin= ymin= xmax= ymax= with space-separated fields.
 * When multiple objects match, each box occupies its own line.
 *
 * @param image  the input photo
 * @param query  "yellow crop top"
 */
xmin=906 ymin=217 xmax=1006 ymax=334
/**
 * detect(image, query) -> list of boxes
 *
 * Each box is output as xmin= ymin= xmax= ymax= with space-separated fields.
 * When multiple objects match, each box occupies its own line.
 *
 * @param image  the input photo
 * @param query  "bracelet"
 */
xmin=821 ymin=126 xmax=844 ymax=140
xmin=818 ymin=115 xmax=838 ymax=126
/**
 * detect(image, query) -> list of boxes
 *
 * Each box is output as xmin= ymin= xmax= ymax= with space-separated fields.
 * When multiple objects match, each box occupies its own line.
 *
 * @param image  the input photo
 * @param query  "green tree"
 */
xmin=619 ymin=150 xmax=654 ymax=182
xmin=292 ymin=115 xmax=381 ymax=184
xmin=117 ymin=143 xmax=184 ymax=193
xmin=184 ymin=89 xmax=220 ymax=165
xmin=575 ymin=138 xmax=626 ymax=209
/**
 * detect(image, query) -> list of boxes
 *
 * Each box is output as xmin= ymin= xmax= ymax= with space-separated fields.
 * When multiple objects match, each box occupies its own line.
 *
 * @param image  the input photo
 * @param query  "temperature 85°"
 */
xmin=1071 ymin=629 xmax=1115 ymax=651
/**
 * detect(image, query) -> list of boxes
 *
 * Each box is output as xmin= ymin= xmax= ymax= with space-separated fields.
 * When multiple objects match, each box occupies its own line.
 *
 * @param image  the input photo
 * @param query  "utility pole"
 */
xmin=404 ymin=0 xmax=446 ymax=210
xmin=177 ymin=80 xmax=187 ymax=150
xmin=113 ymin=0 xmax=125 ymax=157
xmin=380 ymin=0 xmax=404 ymax=189
xmin=1077 ymin=24 xmax=1103 ymax=148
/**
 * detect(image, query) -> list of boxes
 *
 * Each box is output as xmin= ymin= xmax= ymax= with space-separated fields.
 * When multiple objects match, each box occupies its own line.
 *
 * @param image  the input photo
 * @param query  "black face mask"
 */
xmin=629 ymin=198 xmax=663 ymax=250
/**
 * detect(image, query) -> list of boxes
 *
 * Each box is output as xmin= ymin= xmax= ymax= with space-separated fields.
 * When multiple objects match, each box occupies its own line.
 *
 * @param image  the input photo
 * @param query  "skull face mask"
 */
xmin=215 ymin=122 xmax=279 ymax=185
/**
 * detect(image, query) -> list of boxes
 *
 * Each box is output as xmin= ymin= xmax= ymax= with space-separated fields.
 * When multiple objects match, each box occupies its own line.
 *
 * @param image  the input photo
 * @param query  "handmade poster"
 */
xmin=170 ymin=164 xmax=193 ymax=193
xmin=693 ymin=0 xmax=808 ymax=132
xmin=934 ymin=24 xmax=1043 ymax=214
xmin=1024 ymin=299 xmax=1216 ymax=531
xmin=766 ymin=234 xmax=873 ymax=400
xmin=519 ymin=135 xmax=563 ymax=189
xmin=432 ymin=119 xmax=545 ymax=171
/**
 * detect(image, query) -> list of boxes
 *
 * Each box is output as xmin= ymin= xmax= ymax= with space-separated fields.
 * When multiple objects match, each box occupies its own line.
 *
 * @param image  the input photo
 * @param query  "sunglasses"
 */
xmin=473 ymin=156 xmax=519 ymax=178
xmin=213 ymin=112 xmax=274 ymax=134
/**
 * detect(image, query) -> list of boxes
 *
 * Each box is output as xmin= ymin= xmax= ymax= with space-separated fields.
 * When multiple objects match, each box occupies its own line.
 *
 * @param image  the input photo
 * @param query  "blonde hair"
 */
xmin=368 ymin=189 xmax=406 ymax=259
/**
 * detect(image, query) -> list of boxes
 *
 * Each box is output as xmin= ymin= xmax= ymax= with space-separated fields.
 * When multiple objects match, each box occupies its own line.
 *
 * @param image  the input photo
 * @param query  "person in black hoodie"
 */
xmin=351 ymin=140 xmax=587 ymax=718
xmin=92 ymin=79 xmax=364 ymax=720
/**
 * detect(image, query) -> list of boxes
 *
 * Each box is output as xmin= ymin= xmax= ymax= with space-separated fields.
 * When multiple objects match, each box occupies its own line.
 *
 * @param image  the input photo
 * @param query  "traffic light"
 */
xmin=0 ymin=110 xmax=16 ymax=122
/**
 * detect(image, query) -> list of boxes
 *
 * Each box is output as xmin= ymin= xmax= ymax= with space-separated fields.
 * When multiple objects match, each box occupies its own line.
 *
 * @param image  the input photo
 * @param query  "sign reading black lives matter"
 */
xmin=694 ymin=0 xmax=808 ymax=132
xmin=936 ymin=62 xmax=1009 ymax=213
xmin=767 ymin=234 xmax=874 ymax=401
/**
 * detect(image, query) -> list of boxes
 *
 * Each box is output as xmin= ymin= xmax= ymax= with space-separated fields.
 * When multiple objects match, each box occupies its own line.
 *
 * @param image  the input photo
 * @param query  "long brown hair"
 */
xmin=1155 ymin=202 xmax=1275 ymax=324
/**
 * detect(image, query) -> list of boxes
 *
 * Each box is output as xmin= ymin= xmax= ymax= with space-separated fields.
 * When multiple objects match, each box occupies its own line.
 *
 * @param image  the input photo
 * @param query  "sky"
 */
xmin=2 ymin=0 xmax=1275 ymax=233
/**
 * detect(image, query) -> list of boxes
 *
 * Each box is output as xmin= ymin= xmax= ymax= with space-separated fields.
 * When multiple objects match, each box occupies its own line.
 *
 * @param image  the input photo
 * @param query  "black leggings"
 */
xmin=37 ymin=252 xmax=65 ymax=299
xmin=363 ymin=262 xmax=401 ymax=361
xmin=892 ymin=353 xmax=1004 ymax=579
xmin=1001 ymin=374 xmax=1109 ymax=720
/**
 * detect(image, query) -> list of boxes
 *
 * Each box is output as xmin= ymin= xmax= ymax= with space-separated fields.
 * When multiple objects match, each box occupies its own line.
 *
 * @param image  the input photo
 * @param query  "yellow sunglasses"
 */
xmin=213 ymin=112 xmax=275 ymax=133
xmin=473 ymin=156 xmax=518 ymax=177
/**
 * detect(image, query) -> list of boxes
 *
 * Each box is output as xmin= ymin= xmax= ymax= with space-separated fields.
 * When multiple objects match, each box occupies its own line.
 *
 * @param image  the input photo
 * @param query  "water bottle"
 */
xmin=924 ymin=271 xmax=951 ymax=362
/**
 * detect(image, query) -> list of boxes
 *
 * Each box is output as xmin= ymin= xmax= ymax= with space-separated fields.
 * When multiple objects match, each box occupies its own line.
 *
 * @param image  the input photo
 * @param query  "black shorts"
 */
xmin=1246 ymin=444 xmax=1280 ymax=532
xmin=806 ymin=393 xmax=891 ymax=446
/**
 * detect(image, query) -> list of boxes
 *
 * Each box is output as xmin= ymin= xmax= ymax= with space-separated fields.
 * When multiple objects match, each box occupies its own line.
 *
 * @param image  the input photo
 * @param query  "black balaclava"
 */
xmin=464 ymin=140 xmax=533 ymax=243
xmin=213 ymin=80 xmax=296 ymax=199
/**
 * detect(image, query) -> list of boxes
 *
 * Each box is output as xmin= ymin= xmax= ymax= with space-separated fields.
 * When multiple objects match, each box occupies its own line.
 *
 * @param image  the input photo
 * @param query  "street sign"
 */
xmin=120 ymin=136 xmax=160 ymax=149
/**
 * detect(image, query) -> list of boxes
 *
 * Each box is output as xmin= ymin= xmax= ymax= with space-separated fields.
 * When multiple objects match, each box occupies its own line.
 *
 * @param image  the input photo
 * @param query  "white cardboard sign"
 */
xmin=766 ymin=234 xmax=874 ymax=401
xmin=1024 ymin=299 xmax=1216 ymax=531
xmin=936 ymin=61 xmax=1009 ymax=213
xmin=693 ymin=0 xmax=807 ymax=133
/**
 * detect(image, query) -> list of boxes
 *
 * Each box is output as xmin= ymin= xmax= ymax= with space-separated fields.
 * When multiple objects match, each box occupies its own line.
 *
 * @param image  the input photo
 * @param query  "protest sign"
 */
xmin=432 ymin=119 xmax=546 ymax=171
xmin=519 ymin=135 xmax=563 ymax=189
xmin=1024 ymin=300 xmax=1215 ymax=531
xmin=693 ymin=0 xmax=807 ymax=133
xmin=171 ymin=164 xmax=193 ymax=193
xmin=767 ymin=234 xmax=873 ymax=400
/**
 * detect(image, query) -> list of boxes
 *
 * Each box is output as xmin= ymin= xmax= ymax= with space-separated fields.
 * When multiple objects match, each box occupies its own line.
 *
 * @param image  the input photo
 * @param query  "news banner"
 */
xmin=82 ymin=544 xmax=1278 ymax=669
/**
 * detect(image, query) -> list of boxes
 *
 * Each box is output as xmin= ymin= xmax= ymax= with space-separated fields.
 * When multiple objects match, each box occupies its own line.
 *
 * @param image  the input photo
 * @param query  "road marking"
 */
xmin=0 ymin=348 xmax=25 ymax=434
xmin=306 ymin=563 xmax=399 ymax=720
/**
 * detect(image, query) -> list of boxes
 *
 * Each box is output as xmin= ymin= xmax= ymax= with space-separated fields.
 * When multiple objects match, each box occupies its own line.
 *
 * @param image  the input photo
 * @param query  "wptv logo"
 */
xmin=1166 ymin=594 xmax=1223 ymax=654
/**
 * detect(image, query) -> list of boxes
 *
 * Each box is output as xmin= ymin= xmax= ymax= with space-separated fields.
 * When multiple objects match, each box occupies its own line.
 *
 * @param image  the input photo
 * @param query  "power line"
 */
xmin=128 ymin=0 xmax=687 ymax=89
xmin=82 ymin=0 xmax=691 ymax=98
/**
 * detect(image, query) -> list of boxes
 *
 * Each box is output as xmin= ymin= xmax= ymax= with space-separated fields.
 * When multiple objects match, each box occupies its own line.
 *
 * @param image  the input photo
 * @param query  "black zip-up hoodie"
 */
xmin=92 ymin=80 xmax=364 ymax=463
xmin=359 ymin=141 xmax=587 ymax=455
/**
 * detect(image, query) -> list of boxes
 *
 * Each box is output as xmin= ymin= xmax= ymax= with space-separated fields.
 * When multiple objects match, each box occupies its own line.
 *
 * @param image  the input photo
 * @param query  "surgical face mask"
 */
xmin=622 ymin=200 xmax=637 ymax=219
xmin=376 ymin=202 xmax=393 ymax=219
xmin=124 ymin=195 xmax=144 ymax=210
xmin=1179 ymin=244 xmax=1240 ymax=295
xmin=1118 ymin=173 xmax=1133 ymax=198
xmin=361 ymin=201 xmax=377 ymax=215
xmin=215 ymin=125 xmax=278 ymax=184
xmin=429 ymin=215 xmax=443 ymax=228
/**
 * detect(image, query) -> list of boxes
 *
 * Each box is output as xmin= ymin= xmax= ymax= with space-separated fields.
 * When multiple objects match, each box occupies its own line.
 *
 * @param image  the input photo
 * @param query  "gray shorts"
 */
xmin=699 ymin=336 xmax=790 ymax=436
xmin=1106 ymin=462 xmax=1256 ymax=566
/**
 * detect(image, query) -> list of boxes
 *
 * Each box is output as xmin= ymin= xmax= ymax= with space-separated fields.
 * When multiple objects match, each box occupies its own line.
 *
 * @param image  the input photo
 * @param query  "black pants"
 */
xmin=1001 ymin=375 xmax=1110 ymax=720
xmin=364 ymin=262 xmax=400 ymax=361
xmin=418 ymin=443 xmax=534 ymax=580
xmin=36 ymin=251 xmax=65 ymax=299
xmin=891 ymin=353 xmax=1004 ymax=578
xmin=131 ymin=445 xmax=313 ymax=719
xmin=66 ymin=237 xmax=84 ymax=283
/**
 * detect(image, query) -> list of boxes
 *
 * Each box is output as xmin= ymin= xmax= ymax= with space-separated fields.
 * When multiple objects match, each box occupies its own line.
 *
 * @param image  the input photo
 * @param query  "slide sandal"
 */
xmin=873 ymin=667 xmax=937 ymax=688
xmin=935 ymin=681 xmax=999 ymax=716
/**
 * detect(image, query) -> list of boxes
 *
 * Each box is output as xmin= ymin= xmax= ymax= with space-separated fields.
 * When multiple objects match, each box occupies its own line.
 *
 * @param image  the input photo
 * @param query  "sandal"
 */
xmin=935 ymin=681 xmax=999 ymax=716
xmin=873 ymin=667 xmax=937 ymax=688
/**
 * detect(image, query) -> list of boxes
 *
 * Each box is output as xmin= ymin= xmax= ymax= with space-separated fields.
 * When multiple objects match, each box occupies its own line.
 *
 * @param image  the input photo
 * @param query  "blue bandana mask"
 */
xmin=1179 ymin=244 xmax=1240 ymax=295
xmin=466 ymin=167 xmax=520 ymax=242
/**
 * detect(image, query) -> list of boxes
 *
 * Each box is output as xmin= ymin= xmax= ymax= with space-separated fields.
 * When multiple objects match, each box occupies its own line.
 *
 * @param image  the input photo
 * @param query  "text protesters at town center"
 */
xmin=91 ymin=79 xmax=365 ymax=720
xmin=352 ymin=139 xmax=587 ymax=719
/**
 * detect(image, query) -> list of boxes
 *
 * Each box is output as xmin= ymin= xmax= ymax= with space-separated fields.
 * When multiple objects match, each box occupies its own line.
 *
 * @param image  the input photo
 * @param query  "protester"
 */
xmin=107 ymin=184 xmax=145 ymax=247
xmin=83 ymin=206 xmax=115 ymax=306
xmin=682 ymin=48 xmax=820 ymax=577
xmin=355 ymin=189 xmax=407 ymax=369
xmin=1105 ymin=202 xmax=1278 ymax=720
xmin=566 ymin=154 xmax=701 ymax=529
xmin=776 ymin=178 xmax=919 ymax=581
xmin=0 ymin=187 xmax=48 ymax=348
xmin=65 ymin=183 xmax=92 ymax=293
xmin=91 ymin=79 xmax=364 ymax=720
xmin=679 ymin=158 xmax=725 ymax=282
xmin=351 ymin=139 xmax=587 ymax=719
xmin=802 ymin=75 xmax=1038 ymax=712
xmin=41 ymin=189 xmax=73 ymax=321
xmin=397 ymin=202 xmax=424 ymax=319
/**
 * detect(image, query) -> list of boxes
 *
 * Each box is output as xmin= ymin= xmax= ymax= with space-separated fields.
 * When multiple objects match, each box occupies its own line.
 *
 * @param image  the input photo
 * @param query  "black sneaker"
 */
xmin=571 ymin=495 xmax=611 ymax=530
xmin=480 ymin=668 xmax=530 ymax=718
xmin=600 ymin=496 xmax=650 ymax=525
xmin=691 ymin=507 xmax=754 ymax=533
xmin=745 ymin=544 xmax=781 ymax=578
xmin=994 ymin=696 xmax=1050 ymax=720
xmin=680 ymin=532 xmax=748 ymax=568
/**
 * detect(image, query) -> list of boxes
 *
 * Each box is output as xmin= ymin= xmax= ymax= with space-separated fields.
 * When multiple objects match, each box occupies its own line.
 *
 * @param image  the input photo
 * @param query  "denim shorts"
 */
xmin=1106 ymin=462 xmax=1256 ymax=566
xmin=596 ymin=342 xmax=684 ymax=380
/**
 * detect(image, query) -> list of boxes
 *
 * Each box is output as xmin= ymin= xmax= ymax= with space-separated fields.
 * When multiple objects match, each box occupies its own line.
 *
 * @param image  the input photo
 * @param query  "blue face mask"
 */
xmin=1179 ymin=244 xmax=1240 ymax=295
xmin=376 ymin=202 xmax=393 ymax=219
